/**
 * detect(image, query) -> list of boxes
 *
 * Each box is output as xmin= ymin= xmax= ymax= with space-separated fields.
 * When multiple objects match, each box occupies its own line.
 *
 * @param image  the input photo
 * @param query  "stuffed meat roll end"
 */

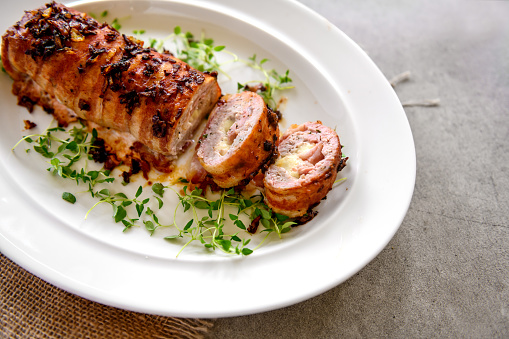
xmin=263 ymin=121 xmax=343 ymax=218
xmin=196 ymin=91 xmax=279 ymax=188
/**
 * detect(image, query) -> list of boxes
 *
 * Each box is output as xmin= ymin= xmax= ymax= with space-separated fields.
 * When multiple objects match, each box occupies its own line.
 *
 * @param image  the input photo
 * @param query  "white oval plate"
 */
xmin=0 ymin=0 xmax=415 ymax=317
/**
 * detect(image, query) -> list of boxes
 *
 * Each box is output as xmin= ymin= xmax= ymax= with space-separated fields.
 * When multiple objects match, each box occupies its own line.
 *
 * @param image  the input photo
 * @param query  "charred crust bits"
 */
xmin=247 ymin=215 xmax=261 ymax=234
xmin=203 ymin=70 xmax=218 ymax=78
xmin=151 ymin=110 xmax=167 ymax=138
xmin=274 ymin=109 xmax=282 ymax=121
xmin=143 ymin=63 xmax=156 ymax=77
xmin=105 ymin=31 xmax=118 ymax=42
xmin=23 ymin=120 xmax=37 ymax=130
xmin=337 ymin=156 xmax=348 ymax=172
xmin=42 ymin=104 xmax=54 ymax=114
xmin=121 ymin=34 xmax=151 ymax=59
xmin=24 ymin=2 xmax=99 ymax=60
xmin=187 ymin=69 xmax=205 ymax=85
xmin=18 ymin=96 xmax=37 ymax=112
xmin=78 ymin=98 xmax=91 ymax=111
xmin=263 ymin=140 xmax=273 ymax=152
xmin=118 ymin=90 xmax=140 ymax=115
xmin=100 ymin=34 xmax=149 ymax=104
xmin=243 ymin=83 xmax=266 ymax=93
xmin=258 ymin=146 xmax=279 ymax=174
xmin=101 ymin=59 xmax=130 ymax=91
xmin=86 ymin=44 xmax=106 ymax=66
xmin=122 ymin=158 xmax=142 ymax=183
xmin=139 ymin=85 xmax=158 ymax=101
xmin=88 ymin=138 xmax=120 ymax=170
xmin=89 ymin=138 xmax=108 ymax=162
xmin=122 ymin=156 xmax=150 ymax=183
xmin=266 ymin=106 xmax=279 ymax=127
xmin=121 ymin=171 xmax=131 ymax=183
xmin=293 ymin=210 xmax=318 ymax=225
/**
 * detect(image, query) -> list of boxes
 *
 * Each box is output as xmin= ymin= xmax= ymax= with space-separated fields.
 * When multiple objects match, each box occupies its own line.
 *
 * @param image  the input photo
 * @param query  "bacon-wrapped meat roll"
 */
xmin=196 ymin=91 xmax=279 ymax=188
xmin=2 ymin=2 xmax=221 ymax=161
xmin=263 ymin=121 xmax=343 ymax=218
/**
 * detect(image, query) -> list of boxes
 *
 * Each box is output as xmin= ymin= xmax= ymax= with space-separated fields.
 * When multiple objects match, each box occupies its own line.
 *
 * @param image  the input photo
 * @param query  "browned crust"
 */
xmin=1 ymin=2 xmax=221 ymax=157
xmin=196 ymin=91 xmax=279 ymax=188
xmin=263 ymin=121 xmax=343 ymax=217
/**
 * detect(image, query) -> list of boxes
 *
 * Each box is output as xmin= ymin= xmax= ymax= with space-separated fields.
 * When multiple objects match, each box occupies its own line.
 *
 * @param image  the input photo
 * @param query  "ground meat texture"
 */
xmin=263 ymin=121 xmax=343 ymax=218
xmin=196 ymin=91 xmax=279 ymax=188
xmin=1 ymin=2 xmax=221 ymax=163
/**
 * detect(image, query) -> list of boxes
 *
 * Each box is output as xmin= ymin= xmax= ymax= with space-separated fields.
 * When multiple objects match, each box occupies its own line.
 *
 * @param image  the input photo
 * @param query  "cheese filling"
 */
xmin=215 ymin=118 xmax=235 ymax=156
xmin=275 ymin=142 xmax=315 ymax=178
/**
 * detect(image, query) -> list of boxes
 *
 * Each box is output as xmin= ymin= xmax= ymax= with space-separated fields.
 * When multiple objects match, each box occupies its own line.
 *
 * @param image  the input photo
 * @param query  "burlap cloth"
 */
xmin=0 ymin=253 xmax=213 ymax=338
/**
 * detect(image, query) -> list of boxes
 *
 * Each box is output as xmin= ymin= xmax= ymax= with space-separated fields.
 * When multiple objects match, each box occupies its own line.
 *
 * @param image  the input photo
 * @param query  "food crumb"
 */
xmin=23 ymin=119 xmax=37 ymax=130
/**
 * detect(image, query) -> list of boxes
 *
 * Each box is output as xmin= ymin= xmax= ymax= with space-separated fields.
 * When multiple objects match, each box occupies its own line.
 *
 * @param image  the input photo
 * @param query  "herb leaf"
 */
xmin=62 ymin=192 xmax=76 ymax=204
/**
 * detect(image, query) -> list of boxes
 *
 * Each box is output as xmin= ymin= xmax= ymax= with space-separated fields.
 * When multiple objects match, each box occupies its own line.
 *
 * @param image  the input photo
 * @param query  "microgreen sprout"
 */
xmin=148 ymin=26 xmax=227 ymax=74
xmin=237 ymin=54 xmax=294 ymax=109
xmin=12 ymin=121 xmax=114 ymax=197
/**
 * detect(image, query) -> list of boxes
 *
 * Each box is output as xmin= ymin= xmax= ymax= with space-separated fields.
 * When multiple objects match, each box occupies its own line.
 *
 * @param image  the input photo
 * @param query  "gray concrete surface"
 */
xmin=209 ymin=1 xmax=509 ymax=337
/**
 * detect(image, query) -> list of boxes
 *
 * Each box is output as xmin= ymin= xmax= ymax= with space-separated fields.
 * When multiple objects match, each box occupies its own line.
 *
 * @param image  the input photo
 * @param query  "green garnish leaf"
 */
xmin=280 ymin=227 xmax=292 ymax=234
xmin=99 ymin=188 xmax=110 ymax=196
xmin=66 ymin=141 xmax=78 ymax=153
xmin=164 ymin=235 xmax=182 ymax=240
xmin=144 ymin=220 xmax=155 ymax=234
xmin=241 ymin=248 xmax=253 ymax=256
xmin=111 ymin=18 xmax=121 ymax=30
xmin=234 ymin=219 xmax=246 ymax=230
xmin=136 ymin=203 xmax=144 ymax=217
xmin=260 ymin=209 xmax=271 ymax=220
xmin=183 ymin=219 xmax=194 ymax=230
xmin=194 ymin=201 xmax=209 ymax=209
xmin=135 ymin=185 xmax=143 ymax=198
xmin=113 ymin=205 xmax=127 ymax=223
xmin=152 ymin=183 xmax=165 ymax=197
xmin=155 ymin=196 xmax=164 ymax=209
xmin=62 ymin=192 xmax=76 ymax=204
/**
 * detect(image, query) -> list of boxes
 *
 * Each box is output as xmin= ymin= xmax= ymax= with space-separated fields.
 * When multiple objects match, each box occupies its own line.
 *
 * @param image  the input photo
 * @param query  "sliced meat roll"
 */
xmin=263 ymin=121 xmax=343 ymax=218
xmin=196 ymin=91 xmax=279 ymax=188
xmin=1 ymin=2 xmax=221 ymax=160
